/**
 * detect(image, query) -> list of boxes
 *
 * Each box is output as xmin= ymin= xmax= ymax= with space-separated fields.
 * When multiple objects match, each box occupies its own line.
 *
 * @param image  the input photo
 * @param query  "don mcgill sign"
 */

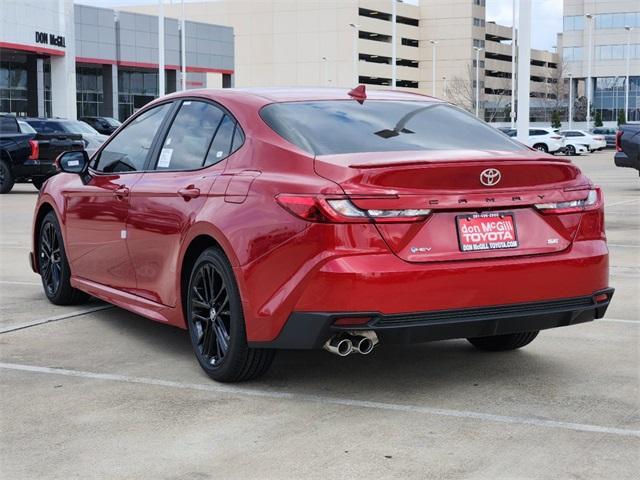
xmin=35 ymin=31 xmax=66 ymax=48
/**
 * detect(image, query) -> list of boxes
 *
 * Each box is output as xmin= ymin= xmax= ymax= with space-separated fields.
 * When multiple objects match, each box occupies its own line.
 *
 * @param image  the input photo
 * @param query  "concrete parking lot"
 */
xmin=0 ymin=150 xmax=638 ymax=479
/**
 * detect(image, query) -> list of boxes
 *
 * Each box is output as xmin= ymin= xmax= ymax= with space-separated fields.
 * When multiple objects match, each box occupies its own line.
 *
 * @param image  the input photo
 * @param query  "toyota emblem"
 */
xmin=480 ymin=168 xmax=501 ymax=186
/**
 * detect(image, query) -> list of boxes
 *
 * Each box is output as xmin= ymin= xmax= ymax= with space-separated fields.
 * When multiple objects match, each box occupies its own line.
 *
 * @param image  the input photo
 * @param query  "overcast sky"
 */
xmin=79 ymin=0 xmax=563 ymax=51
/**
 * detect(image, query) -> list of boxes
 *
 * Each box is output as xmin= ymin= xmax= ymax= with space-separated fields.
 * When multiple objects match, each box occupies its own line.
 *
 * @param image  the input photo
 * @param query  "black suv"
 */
xmin=79 ymin=116 xmax=121 ymax=135
xmin=0 ymin=114 xmax=84 ymax=193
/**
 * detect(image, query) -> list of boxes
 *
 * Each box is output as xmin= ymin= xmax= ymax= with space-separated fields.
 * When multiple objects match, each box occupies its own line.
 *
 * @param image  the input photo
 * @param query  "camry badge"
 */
xmin=480 ymin=168 xmax=501 ymax=187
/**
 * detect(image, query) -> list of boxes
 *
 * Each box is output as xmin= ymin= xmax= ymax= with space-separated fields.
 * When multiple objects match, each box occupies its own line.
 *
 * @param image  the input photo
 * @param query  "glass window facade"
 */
xmin=76 ymin=64 xmax=104 ymax=118
xmin=595 ymin=12 xmax=640 ymax=29
xmin=563 ymin=16 xmax=585 ymax=31
xmin=117 ymin=69 xmax=159 ymax=121
xmin=563 ymin=46 xmax=583 ymax=61
xmin=595 ymin=44 xmax=640 ymax=60
xmin=594 ymin=76 xmax=640 ymax=122
xmin=0 ymin=54 xmax=51 ymax=117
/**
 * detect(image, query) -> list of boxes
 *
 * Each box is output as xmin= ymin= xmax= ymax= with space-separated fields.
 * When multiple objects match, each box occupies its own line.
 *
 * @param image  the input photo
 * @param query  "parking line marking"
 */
xmin=0 ymin=280 xmax=42 ymax=286
xmin=0 ymin=305 xmax=113 ymax=334
xmin=601 ymin=318 xmax=640 ymax=325
xmin=606 ymin=198 xmax=640 ymax=207
xmin=1 ymin=362 xmax=639 ymax=438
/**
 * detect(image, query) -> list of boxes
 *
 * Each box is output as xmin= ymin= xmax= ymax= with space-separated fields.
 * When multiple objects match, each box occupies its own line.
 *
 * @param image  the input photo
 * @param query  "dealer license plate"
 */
xmin=456 ymin=212 xmax=518 ymax=252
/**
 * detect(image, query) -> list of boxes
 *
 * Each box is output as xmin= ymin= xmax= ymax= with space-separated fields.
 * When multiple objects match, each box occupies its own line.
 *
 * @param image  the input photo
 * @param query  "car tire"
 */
xmin=32 ymin=177 xmax=46 ymax=191
xmin=566 ymin=145 xmax=576 ymax=156
xmin=533 ymin=143 xmax=548 ymax=153
xmin=39 ymin=211 xmax=90 ymax=305
xmin=186 ymin=247 xmax=275 ymax=382
xmin=467 ymin=331 xmax=539 ymax=351
xmin=0 ymin=160 xmax=15 ymax=194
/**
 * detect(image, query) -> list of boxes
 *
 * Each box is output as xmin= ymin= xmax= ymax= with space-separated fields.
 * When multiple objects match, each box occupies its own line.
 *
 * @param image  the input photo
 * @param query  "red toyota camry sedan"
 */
xmin=30 ymin=87 xmax=613 ymax=382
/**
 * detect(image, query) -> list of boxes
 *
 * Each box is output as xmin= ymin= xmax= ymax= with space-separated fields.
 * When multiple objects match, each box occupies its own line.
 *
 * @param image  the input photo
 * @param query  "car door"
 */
xmin=63 ymin=102 xmax=173 ymax=292
xmin=126 ymin=99 xmax=243 ymax=307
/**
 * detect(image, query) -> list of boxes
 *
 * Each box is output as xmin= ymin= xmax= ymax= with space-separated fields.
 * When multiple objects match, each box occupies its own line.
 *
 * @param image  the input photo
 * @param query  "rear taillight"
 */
xmin=615 ymin=131 xmax=623 ymax=152
xmin=276 ymin=195 xmax=431 ymax=223
xmin=593 ymin=136 xmax=604 ymax=141
xmin=535 ymin=189 xmax=600 ymax=214
xmin=28 ymin=139 xmax=39 ymax=160
xmin=550 ymin=135 xmax=563 ymax=140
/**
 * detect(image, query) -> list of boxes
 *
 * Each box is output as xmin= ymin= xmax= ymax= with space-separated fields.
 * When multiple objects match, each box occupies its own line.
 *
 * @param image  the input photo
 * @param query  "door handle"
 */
xmin=178 ymin=186 xmax=201 ymax=200
xmin=113 ymin=185 xmax=129 ymax=200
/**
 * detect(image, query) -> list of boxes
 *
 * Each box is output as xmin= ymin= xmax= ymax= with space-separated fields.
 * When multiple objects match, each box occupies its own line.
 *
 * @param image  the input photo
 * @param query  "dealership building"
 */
xmin=0 ymin=0 xmax=234 ymax=121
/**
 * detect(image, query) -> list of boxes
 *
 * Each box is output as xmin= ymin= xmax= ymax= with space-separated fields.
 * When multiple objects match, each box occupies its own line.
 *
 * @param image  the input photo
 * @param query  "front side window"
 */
xmin=261 ymin=101 xmax=525 ymax=156
xmin=93 ymin=103 xmax=171 ymax=173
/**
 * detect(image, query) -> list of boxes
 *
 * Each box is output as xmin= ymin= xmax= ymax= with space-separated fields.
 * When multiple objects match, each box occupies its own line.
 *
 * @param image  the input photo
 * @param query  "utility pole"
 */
xmin=158 ymin=0 xmax=165 ymax=96
xmin=585 ymin=13 xmax=595 ymax=131
xmin=430 ymin=40 xmax=438 ymax=96
xmin=568 ymin=73 xmax=573 ymax=129
xmin=349 ymin=23 xmax=359 ymax=84
xmin=625 ymin=26 xmax=633 ymax=121
xmin=181 ymin=0 xmax=186 ymax=90
xmin=391 ymin=0 xmax=397 ymax=89
xmin=510 ymin=0 xmax=517 ymax=128
xmin=516 ymin=0 xmax=531 ymax=144
xmin=473 ymin=46 xmax=482 ymax=117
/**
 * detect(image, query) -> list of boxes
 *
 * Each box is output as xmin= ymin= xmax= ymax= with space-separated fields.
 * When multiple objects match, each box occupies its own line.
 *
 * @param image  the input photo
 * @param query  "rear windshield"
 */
xmin=260 ymin=100 xmax=525 ymax=155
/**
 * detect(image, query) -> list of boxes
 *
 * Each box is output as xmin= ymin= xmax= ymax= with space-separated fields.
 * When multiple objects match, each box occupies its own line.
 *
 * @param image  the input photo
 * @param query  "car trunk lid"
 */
xmin=315 ymin=149 xmax=591 ymax=262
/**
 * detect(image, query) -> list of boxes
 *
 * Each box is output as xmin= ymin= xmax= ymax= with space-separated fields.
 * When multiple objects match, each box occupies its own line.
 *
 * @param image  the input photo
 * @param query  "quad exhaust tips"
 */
xmin=323 ymin=331 xmax=379 ymax=356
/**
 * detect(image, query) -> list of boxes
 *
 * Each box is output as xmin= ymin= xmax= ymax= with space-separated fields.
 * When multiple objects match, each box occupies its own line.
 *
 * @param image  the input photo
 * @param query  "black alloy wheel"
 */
xmin=40 ymin=220 xmax=62 ymax=297
xmin=186 ymin=248 xmax=275 ymax=382
xmin=38 ymin=212 xmax=89 ymax=305
xmin=190 ymin=261 xmax=232 ymax=367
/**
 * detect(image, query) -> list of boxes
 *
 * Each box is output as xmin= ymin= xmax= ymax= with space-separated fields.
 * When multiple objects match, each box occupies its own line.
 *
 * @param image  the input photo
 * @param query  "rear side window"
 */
xmin=260 ymin=101 xmax=524 ymax=155
xmin=156 ymin=101 xmax=224 ymax=171
xmin=204 ymin=115 xmax=235 ymax=166
xmin=93 ymin=103 xmax=171 ymax=173
xmin=0 ymin=116 xmax=19 ymax=133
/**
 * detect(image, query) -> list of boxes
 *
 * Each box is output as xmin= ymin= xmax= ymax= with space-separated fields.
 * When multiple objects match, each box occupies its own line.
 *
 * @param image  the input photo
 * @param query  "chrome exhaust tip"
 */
xmin=323 ymin=336 xmax=353 ymax=356
xmin=353 ymin=336 xmax=375 ymax=355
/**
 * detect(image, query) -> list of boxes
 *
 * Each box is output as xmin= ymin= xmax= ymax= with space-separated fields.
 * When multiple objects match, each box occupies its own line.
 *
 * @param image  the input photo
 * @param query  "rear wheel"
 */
xmin=566 ymin=145 xmax=576 ymax=156
xmin=467 ymin=331 xmax=539 ymax=351
xmin=39 ymin=212 xmax=89 ymax=305
xmin=0 ymin=160 xmax=14 ymax=194
xmin=533 ymin=143 xmax=548 ymax=153
xmin=186 ymin=247 xmax=275 ymax=382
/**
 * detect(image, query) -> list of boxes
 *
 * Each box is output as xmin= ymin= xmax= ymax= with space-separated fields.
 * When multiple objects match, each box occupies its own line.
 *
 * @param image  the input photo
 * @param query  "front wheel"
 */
xmin=39 ymin=212 xmax=89 ymax=305
xmin=467 ymin=331 xmax=539 ymax=351
xmin=186 ymin=247 xmax=275 ymax=382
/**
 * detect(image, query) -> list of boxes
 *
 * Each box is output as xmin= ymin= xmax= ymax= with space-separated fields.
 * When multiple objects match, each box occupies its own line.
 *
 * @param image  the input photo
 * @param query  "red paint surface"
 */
xmin=32 ymin=88 xmax=610 ymax=343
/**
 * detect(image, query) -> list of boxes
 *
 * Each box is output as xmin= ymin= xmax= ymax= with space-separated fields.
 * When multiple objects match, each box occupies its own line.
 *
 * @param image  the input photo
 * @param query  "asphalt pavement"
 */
xmin=0 ymin=150 xmax=638 ymax=479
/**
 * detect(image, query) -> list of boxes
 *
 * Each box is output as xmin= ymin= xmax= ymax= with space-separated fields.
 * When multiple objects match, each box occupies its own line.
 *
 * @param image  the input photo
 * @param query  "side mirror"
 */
xmin=56 ymin=150 xmax=89 ymax=174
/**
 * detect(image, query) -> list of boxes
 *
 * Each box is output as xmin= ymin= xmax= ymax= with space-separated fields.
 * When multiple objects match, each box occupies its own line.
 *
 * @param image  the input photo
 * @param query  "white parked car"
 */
xmin=562 ymin=139 xmax=589 ymax=156
xmin=505 ymin=128 xmax=566 ymax=154
xmin=560 ymin=129 xmax=607 ymax=152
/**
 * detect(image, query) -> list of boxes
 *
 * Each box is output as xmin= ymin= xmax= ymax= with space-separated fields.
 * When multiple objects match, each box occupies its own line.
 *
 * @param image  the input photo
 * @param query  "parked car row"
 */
xmin=497 ymin=127 xmax=607 ymax=156
xmin=0 ymin=115 xmax=120 ymax=193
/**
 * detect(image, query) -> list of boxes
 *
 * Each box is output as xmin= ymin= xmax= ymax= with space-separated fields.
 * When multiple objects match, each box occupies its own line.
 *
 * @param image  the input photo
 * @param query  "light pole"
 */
xmin=348 ymin=23 xmax=359 ymax=84
xmin=473 ymin=46 xmax=482 ymax=117
xmin=510 ymin=0 xmax=517 ymax=128
xmin=180 ymin=0 xmax=186 ymax=90
xmin=391 ymin=0 xmax=397 ymax=89
xmin=430 ymin=40 xmax=438 ymax=96
xmin=443 ymin=76 xmax=447 ymax=99
xmin=568 ymin=73 xmax=573 ymax=129
xmin=624 ymin=26 xmax=633 ymax=122
xmin=516 ymin=0 xmax=531 ymax=145
xmin=585 ymin=13 xmax=595 ymax=131
xmin=158 ymin=0 xmax=165 ymax=96
xmin=322 ymin=56 xmax=328 ymax=86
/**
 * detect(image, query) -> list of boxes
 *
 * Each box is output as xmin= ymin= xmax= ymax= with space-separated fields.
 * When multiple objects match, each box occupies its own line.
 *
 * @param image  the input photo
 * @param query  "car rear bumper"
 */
xmin=247 ymin=239 xmax=610 ymax=346
xmin=12 ymin=160 xmax=56 ymax=179
xmin=615 ymin=152 xmax=640 ymax=171
xmin=251 ymin=289 xmax=614 ymax=349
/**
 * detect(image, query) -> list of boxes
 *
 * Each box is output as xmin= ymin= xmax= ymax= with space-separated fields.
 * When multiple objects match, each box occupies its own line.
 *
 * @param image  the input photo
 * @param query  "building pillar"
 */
xmin=36 ymin=58 xmax=45 ymax=117
xmin=101 ymin=64 xmax=118 ymax=118
xmin=50 ymin=0 xmax=76 ymax=119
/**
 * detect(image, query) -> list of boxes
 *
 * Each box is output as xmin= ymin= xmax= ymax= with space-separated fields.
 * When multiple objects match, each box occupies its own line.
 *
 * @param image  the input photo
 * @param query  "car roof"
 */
xmin=163 ymin=86 xmax=440 ymax=105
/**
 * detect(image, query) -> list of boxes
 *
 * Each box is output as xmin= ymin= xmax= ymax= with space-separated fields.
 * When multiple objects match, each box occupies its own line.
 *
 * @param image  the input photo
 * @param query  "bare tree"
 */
xmin=447 ymin=64 xmax=480 ymax=115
